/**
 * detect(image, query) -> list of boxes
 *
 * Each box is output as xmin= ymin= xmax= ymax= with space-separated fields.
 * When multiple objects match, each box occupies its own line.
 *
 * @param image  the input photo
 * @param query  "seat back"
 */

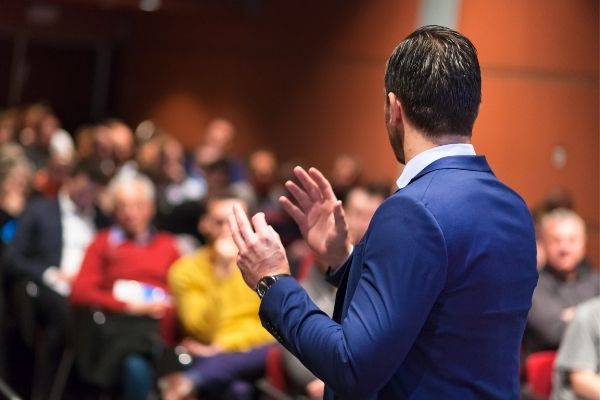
xmin=525 ymin=351 xmax=557 ymax=399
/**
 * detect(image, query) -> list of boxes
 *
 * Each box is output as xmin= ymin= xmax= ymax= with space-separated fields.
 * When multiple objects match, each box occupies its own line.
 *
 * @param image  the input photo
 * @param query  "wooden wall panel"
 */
xmin=461 ymin=0 xmax=599 ymax=264
xmin=2 ymin=0 xmax=596 ymax=263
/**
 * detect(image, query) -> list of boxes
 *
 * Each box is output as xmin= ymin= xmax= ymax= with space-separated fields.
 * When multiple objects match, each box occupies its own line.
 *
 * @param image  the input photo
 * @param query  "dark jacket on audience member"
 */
xmin=3 ymin=198 xmax=109 ymax=283
xmin=524 ymin=261 xmax=600 ymax=355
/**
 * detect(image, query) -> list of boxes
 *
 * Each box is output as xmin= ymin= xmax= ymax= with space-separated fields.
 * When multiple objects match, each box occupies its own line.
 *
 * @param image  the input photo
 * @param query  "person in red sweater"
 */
xmin=70 ymin=172 xmax=180 ymax=400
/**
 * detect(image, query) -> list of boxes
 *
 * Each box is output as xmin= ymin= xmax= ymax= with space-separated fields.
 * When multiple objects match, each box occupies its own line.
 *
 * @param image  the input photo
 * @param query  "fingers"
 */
xmin=308 ymin=167 xmax=337 ymax=200
xmin=279 ymin=195 xmax=305 ymax=226
xmin=230 ymin=207 xmax=281 ymax=253
xmin=251 ymin=212 xmax=270 ymax=236
xmin=294 ymin=166 xmax=323 ymax=202
xmin=333 ymin=200 xmax=348 ymax=234
xmin=285 ymin=180 xmax=312 ymax=211
xmin=233 ymin=203 xmax=256 ymax=244
xmin=228 ymin=213 xmax=247 ymax=253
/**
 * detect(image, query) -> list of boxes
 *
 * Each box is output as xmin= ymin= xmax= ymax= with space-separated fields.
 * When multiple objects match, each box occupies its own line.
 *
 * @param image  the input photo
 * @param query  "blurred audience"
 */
xmin=248 ymin=149 xmax=280 ymax=209
xmin=162 ymin=194 xmax=275 ymax=400
xmin=155 ymin=135 xmax=205 ymax=218
xmin=108 ymin=119 xmax=137 ymax=176
xmin=532 ymin=189 xmax=575 ymax=269
xmin=247 ymin=150 xmax=301 ymax=248
xmin=0 ymin=144 xmax=33 ymax=250
xmin=0 ymin=143 xmax=32 ymax=380
xmin=193 ymin=118 xmax=251 ymax=201
xmin=523 ymin=208 xmax=600 ymax=357
xmin=2 ymin=102 xmax=598 ymax=400
xmin=330 ymin=154 xmax=362 ymax=201
xmin=551 ymin=297 xmax=600 ymax=400
xmin=0 ymin=108 xmax=18 ymax=145
xmin=32 ymin=143 xmax=76 ymax=199
xmin=3 ymin=159 xmax=109 ymax=398
xmin=344 ymin=183 xmax=390 ymax=244
xmin=70 ymin=173 xmax=180 ymax=400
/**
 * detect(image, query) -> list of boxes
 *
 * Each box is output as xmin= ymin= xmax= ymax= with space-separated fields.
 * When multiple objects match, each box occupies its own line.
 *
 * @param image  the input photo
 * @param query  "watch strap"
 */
xmin=255 ymin=273 xmax=291 ymax=299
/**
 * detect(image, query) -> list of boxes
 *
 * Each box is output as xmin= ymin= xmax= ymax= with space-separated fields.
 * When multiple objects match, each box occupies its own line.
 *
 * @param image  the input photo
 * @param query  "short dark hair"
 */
xmin=384 ymin=25 xmax=481 ymax=137
xmin=70 ymin=158 xmax=111 ymax=185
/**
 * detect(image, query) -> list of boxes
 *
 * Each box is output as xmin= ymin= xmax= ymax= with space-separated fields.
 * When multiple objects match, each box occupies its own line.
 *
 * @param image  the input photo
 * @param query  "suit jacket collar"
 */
xmin=408 ymin=155 xmax=493 ymax=186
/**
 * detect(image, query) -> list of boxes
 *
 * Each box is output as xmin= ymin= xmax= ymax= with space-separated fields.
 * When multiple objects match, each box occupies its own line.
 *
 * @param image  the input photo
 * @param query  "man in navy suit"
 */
xmin=229 ymin=25 xmax=538 ymax=399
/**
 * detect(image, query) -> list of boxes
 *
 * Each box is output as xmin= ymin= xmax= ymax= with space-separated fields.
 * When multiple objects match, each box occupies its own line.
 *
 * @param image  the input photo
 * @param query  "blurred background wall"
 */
xmin=0 ymin=0 xmax=598 ymax=264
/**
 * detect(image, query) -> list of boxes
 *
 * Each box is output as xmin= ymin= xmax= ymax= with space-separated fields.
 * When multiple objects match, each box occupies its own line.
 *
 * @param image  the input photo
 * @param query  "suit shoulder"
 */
xmin=380 ymin=184 xmax=441 ymax=217
xmin=371 ymin=191 xmax=444 ymax=236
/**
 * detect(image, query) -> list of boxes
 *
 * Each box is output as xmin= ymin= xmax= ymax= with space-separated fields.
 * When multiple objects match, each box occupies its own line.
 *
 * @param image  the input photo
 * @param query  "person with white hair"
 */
xmin=70 ymin=173 xmax=180 ymax=400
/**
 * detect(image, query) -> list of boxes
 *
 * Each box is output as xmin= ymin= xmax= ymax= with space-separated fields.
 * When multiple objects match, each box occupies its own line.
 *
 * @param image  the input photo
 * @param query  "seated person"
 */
xmin=70 ymin=173 xmax=180 ymax=400
xmin=552 ymin=297 xmax=600 ymax=400
xmin=524 ymin=208 xmax=599 ymax=356
xmin=282 ymin=184 xmax=387 ymax=398
xmin=4 ymin=159 xmax=108 ymax=396
xmin=161 ymin=193 xmax=275 ymax=400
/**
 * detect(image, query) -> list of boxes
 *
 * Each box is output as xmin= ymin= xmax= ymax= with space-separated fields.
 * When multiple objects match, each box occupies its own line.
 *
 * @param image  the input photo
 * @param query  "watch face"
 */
xmin=256 ymin=275 xmax=277 ymax=298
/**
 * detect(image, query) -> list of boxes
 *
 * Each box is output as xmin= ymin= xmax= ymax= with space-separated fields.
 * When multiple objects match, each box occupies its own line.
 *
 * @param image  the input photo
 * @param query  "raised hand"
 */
xmin=279 ymin=166 xmax=351 ymax=268
xmin=228 ymin=205 xmax=290 ymax=289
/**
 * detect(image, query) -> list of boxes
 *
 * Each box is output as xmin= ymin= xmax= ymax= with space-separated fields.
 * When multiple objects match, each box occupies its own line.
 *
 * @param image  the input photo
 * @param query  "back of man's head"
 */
xmin=384 ymin=25 xmax=481 ymax=138
xmin=69 ymin=158 xmax=110 ymax=186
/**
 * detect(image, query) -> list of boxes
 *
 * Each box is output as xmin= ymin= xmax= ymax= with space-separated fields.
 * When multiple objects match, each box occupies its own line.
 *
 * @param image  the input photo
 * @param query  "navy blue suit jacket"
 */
xmin=260 ymin=156 xmax=538 ymax=399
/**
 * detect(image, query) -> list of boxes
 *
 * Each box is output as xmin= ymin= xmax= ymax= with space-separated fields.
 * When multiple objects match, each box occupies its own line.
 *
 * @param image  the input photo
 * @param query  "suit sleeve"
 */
xmin=259 ymin=197 xmax=448 ymax=398
xmin=4 ymin=204 xmax=50 ymax=281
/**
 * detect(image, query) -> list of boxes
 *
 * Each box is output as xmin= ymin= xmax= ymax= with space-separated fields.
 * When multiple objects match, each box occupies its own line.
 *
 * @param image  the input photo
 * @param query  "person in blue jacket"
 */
xmin=229 ymin=25 xmax=538 ymax=399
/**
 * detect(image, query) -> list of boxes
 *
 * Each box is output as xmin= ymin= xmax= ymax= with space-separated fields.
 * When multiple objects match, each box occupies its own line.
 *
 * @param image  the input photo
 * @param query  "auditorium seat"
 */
xmin=525 ymin=351 xmax=557 ymax=399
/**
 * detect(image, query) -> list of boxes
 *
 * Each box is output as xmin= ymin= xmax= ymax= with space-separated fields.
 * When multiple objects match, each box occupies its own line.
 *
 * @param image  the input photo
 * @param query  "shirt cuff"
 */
xmin=42 ymin=267 xmax=71 ymax=297
xmin=327 ymin=245 xmax=353 ymax=275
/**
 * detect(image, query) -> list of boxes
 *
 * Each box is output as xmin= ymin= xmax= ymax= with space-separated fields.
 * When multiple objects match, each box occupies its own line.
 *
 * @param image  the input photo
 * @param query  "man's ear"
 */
xmin=387 ymin=92 xmax=404 ymax=127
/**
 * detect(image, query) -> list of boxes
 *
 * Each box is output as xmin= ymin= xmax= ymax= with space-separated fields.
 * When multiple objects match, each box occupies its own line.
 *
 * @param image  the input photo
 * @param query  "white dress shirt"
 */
xmin=43 ymin=190 xmax=96 ymax=296
xmin=396 ymin=143 xmax=476 ymax=189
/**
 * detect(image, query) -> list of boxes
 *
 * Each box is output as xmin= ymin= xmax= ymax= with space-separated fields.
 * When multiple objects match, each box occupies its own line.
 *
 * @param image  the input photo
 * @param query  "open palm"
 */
xmin=279 ymin=166 xmax=351 ymax=268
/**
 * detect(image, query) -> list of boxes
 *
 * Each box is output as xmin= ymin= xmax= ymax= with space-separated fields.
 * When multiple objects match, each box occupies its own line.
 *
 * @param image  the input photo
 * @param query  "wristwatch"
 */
xmin=255 ymin=274 xmax=291 ymax=299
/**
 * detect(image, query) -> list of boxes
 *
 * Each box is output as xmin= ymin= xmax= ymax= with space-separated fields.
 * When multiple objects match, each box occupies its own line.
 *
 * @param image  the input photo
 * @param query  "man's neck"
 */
xmin=403 ymin=128 xmax=470 ymax=164
xmin=546 ymin=262 xmax=583 ymax=283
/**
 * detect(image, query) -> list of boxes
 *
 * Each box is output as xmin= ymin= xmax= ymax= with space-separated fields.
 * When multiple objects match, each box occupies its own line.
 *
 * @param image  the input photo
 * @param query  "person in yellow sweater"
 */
xmin=160 ymin=194 xmax=275 ymax=400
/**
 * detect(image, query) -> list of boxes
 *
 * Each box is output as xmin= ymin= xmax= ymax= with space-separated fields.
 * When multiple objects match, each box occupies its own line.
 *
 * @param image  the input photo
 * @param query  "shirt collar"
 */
xmin=396 ymin=143 xmax=476 ymax=189
xmin=58 ymin=189 xmax=78 ymax=215
xmin=108 ymin=226 xmax=156 ymax=246
xmin=58 ymin=189 xmax=95 ymax=218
